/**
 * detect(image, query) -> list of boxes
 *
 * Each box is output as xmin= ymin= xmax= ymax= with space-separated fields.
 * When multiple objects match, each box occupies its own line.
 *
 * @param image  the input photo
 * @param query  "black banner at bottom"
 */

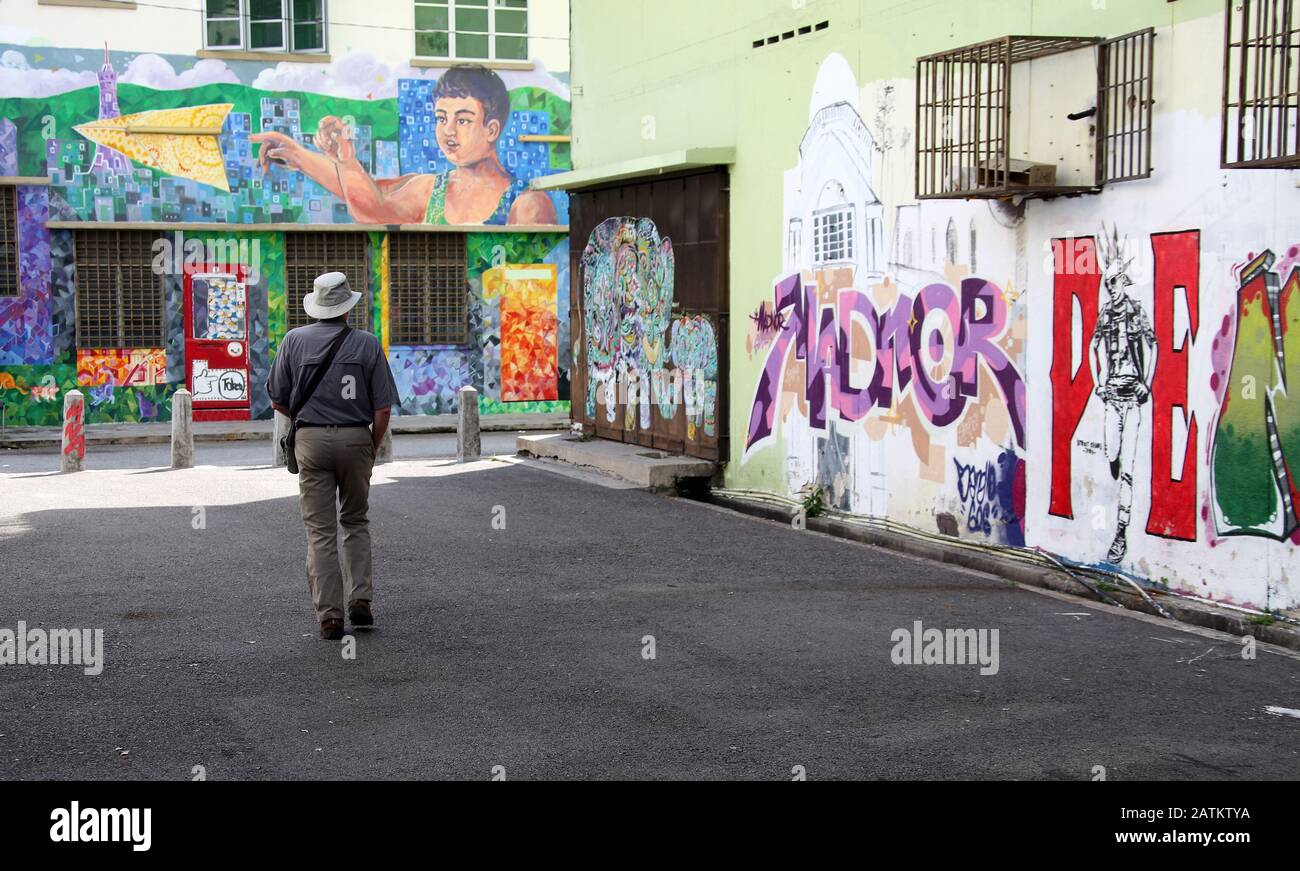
xmin=0 ymin=781 xmax=1291 ymax=857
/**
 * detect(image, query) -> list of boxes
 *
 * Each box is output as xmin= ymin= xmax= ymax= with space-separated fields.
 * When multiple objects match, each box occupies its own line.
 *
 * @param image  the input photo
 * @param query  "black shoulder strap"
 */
xmin=290 ymin=327 xmax=351 ymax=421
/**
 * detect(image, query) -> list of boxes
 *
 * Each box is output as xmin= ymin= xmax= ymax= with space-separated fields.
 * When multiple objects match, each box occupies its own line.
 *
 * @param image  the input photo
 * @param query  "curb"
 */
xmin=0 ymin=420 xmax=571 ymax=451
xmin=707 ymin=492 xmax=1300 ymax=654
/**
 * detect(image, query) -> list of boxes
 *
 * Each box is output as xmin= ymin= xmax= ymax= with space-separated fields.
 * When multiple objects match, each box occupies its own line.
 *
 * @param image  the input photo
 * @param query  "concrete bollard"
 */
xmin=376 ymin=426 xmax=393 ymax=464
xmin=272 ymin=410 xmax=291 ymax=468
xmin=170 ymin=388 xmax=194 ymax=469
xmin=61 ymin=389 xmax=85 ymax=473
xmin=457 ymin=386 xmax=480 ymax=463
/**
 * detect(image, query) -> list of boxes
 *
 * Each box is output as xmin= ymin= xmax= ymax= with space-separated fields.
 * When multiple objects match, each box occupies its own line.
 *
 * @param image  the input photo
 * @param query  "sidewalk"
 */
xmin=0 ymin=412 xmax=570 ymax=450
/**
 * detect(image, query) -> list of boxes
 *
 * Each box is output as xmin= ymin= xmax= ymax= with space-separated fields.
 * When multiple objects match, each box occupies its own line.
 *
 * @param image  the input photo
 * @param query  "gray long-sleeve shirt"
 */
xmin=266 ymin=322 xmax=399 ymax=425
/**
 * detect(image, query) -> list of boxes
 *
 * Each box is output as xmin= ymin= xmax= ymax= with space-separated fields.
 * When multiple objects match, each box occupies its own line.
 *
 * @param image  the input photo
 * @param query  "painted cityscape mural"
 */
xmin=0 ymin=43 xmax=572 ymax=425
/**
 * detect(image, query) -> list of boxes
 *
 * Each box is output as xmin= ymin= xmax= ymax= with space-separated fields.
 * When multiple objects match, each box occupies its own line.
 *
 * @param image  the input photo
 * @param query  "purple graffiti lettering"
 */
xmin=745 ymin=274 xmax=1026 ymax=453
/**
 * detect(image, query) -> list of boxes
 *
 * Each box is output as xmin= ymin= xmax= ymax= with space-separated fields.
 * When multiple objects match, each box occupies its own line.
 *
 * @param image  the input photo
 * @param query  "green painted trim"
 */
xmin=530 ymin=148 xmax=737 ymax=191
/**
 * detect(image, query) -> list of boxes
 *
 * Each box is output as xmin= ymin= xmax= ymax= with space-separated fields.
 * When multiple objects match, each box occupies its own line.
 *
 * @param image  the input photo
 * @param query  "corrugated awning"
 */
xmin=530 ymin=148 xmax=735 ymax=193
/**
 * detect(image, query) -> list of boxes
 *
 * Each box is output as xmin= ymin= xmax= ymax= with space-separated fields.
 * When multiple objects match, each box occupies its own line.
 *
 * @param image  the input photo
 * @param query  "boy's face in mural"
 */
xmin=435 ymin=95 xmax=501 ymax=166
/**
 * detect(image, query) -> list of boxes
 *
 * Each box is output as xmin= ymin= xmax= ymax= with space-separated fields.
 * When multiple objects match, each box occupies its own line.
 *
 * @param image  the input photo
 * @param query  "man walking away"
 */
xmin=267 ymin=272 xmax=399 ymax=640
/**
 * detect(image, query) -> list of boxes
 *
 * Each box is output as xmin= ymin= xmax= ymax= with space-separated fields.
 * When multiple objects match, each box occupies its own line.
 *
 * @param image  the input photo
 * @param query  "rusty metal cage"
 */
xmin=917 ymin=33 xmax=1154 ymax=199
xmin=388 ymin=232 xmax=468 ymax=346
xmin=1222 ymin=0 xmax=1300 ymax=168
xmin=0 ymin=186 xmax=18 ymax=298
xmin=285 ymin=232 xmax=373 ymax=333
xmin=73 ymin=229 xmax=165 ymax=348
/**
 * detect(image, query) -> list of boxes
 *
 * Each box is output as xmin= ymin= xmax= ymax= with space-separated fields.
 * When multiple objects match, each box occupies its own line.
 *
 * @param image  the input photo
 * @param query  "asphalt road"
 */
xmin=2 ymin=440 xmax=1298 ymax=780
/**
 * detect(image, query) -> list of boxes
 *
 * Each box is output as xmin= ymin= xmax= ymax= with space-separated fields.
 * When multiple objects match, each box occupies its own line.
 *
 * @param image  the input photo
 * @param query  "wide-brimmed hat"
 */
xmin=303 ymin=272 xmax=362 ymax=319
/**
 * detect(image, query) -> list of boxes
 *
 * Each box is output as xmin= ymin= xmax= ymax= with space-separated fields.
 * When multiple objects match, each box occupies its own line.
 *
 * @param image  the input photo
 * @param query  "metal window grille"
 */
xmin=917 ymin=35 xmax=1153 ymax=198
xmin=1223 ymin=0 xmax=1300 ymax=168
xmin=1098 ymin=28 xmax=1156 ymax=184
xmin=0 ymin=187 xmax=18 ymax=298
xmin=73 ymin=230 xmax=165 ymax=348
xmin=285 ymin=232 xmax=373 ymax=332
xmin=388 ymin=232 xmax=467 ymax=345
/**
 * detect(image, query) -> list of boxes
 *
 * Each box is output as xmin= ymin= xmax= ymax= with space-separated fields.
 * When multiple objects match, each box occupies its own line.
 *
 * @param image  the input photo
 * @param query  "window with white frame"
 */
xmin=415 ymin=0 xmax=529 ymax=62
xmin=205 ymin=0 xmax=327 ymax=53
xmin=813 ymin=205 xmax=855 ymax=265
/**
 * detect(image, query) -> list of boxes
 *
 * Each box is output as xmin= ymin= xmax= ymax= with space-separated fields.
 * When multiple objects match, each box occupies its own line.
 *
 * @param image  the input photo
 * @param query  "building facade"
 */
xmin=0 ymin=0 xmax=571 ymax=425
xmin=557 ymin=0 xmax=1300 ymax=614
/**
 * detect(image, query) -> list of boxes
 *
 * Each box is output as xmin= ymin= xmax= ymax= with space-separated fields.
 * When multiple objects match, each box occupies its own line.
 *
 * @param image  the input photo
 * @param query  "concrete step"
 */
xmin=517 ymin=433 xmax=716 ymax=490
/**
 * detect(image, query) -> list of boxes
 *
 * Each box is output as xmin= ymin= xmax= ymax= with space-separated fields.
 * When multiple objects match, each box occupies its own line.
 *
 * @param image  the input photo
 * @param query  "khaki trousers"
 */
xmin=295 ymin=425 xmax=376 ymax=623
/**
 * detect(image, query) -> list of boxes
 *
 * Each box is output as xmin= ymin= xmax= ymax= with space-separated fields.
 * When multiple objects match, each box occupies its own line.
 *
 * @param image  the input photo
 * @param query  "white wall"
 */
xmin=4 ymin=0 xmax=568 ymax=73
xmin=736 ymin=10 xmax=1300 ymax=613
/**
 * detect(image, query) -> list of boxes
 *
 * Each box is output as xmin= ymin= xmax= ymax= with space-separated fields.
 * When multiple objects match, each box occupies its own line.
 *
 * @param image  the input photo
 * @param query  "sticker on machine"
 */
xmin=191 ymin=360 xmax=249 ymax=402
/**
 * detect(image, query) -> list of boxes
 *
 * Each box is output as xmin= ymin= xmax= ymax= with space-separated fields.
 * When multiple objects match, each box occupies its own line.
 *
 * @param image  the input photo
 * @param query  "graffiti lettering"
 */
xmin=1048 ymin=231 xmax=1200 ymax=546
xmin=1212 ymin=247 xmax=1300 ymax=540
xmin=745 ymin=274 xmax=1026 ymax=454
xmin=1147 ymin=231 xmax=1199 ymax=541
xmin=953 ymin=450 xmax=1025 ymax=545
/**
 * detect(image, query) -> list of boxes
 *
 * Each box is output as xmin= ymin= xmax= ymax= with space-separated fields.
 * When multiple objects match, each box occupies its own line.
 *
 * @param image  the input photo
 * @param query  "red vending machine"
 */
xmin=184 ymin=267 xmax=252 ymax=422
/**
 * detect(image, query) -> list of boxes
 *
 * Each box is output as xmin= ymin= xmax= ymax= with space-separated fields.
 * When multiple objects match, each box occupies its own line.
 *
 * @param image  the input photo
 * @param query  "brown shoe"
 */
xmin=319 ymin=618 xmax=345 ymax=641
xmin=347 ymin=601 xmax=373 ymax=628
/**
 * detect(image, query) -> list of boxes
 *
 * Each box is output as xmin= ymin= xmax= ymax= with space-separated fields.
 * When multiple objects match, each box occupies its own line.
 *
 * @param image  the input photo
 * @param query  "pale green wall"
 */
xmin=570 ymin=0 xmax=1224 ymax=468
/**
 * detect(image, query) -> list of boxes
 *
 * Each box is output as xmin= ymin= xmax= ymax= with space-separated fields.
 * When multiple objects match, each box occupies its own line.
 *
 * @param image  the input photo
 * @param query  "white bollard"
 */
xmin=273 ymin=410 xmax=291 ymax=468
xmin=457 ymin=386 xmax=480 ymax=463
xmin=171 ymin=388 xmax=194 ymax=469
xmin=376 ymin=426 xmax=393 ymax=464
xmin=61 ymin=389 xmax=85 ymax=473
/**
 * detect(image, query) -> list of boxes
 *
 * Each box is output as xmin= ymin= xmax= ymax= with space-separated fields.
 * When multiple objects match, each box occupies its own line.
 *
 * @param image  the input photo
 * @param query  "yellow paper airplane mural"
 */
xmin=74 ymin=104 xmax=233 ymax=191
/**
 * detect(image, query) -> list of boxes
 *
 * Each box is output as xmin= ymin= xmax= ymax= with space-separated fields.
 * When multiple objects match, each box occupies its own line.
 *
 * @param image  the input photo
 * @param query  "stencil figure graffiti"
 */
xmin=1090 ymin=227 xmax=1158 ymax=563
xmin=1049 ymin=230 xmax=1200 ymax=547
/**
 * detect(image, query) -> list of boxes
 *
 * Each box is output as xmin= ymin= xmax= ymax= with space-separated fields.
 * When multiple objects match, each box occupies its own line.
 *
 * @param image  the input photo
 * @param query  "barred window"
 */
xmin=285 ymin=232 xmax=373 ymax=332
xmin=74 ymin=230 xmax=165 ymax=348
xmin=1223 ymin=0 xmax=1300 ymax=168
xmin=916 ymin=32 xmax=1154 ymax=199
xmin=389 ymin=232 xmax=467 ymax=345
xmin=0 ymin=186 xmax=17 ymax=298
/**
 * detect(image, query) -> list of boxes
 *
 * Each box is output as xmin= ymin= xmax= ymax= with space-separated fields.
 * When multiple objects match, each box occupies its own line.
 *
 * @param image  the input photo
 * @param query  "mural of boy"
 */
xmin=250 ymin=65 xmax=556 ymax=226
xmin=1090 ymin=226 xmax=1158 ymax=565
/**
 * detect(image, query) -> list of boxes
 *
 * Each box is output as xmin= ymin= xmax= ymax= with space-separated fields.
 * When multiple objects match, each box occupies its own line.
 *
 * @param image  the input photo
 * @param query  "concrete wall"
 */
xmin=3 ymin=0 xmax=570 ymax=74
xmin=568 ymin=0 xmax=1300 ymax=613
